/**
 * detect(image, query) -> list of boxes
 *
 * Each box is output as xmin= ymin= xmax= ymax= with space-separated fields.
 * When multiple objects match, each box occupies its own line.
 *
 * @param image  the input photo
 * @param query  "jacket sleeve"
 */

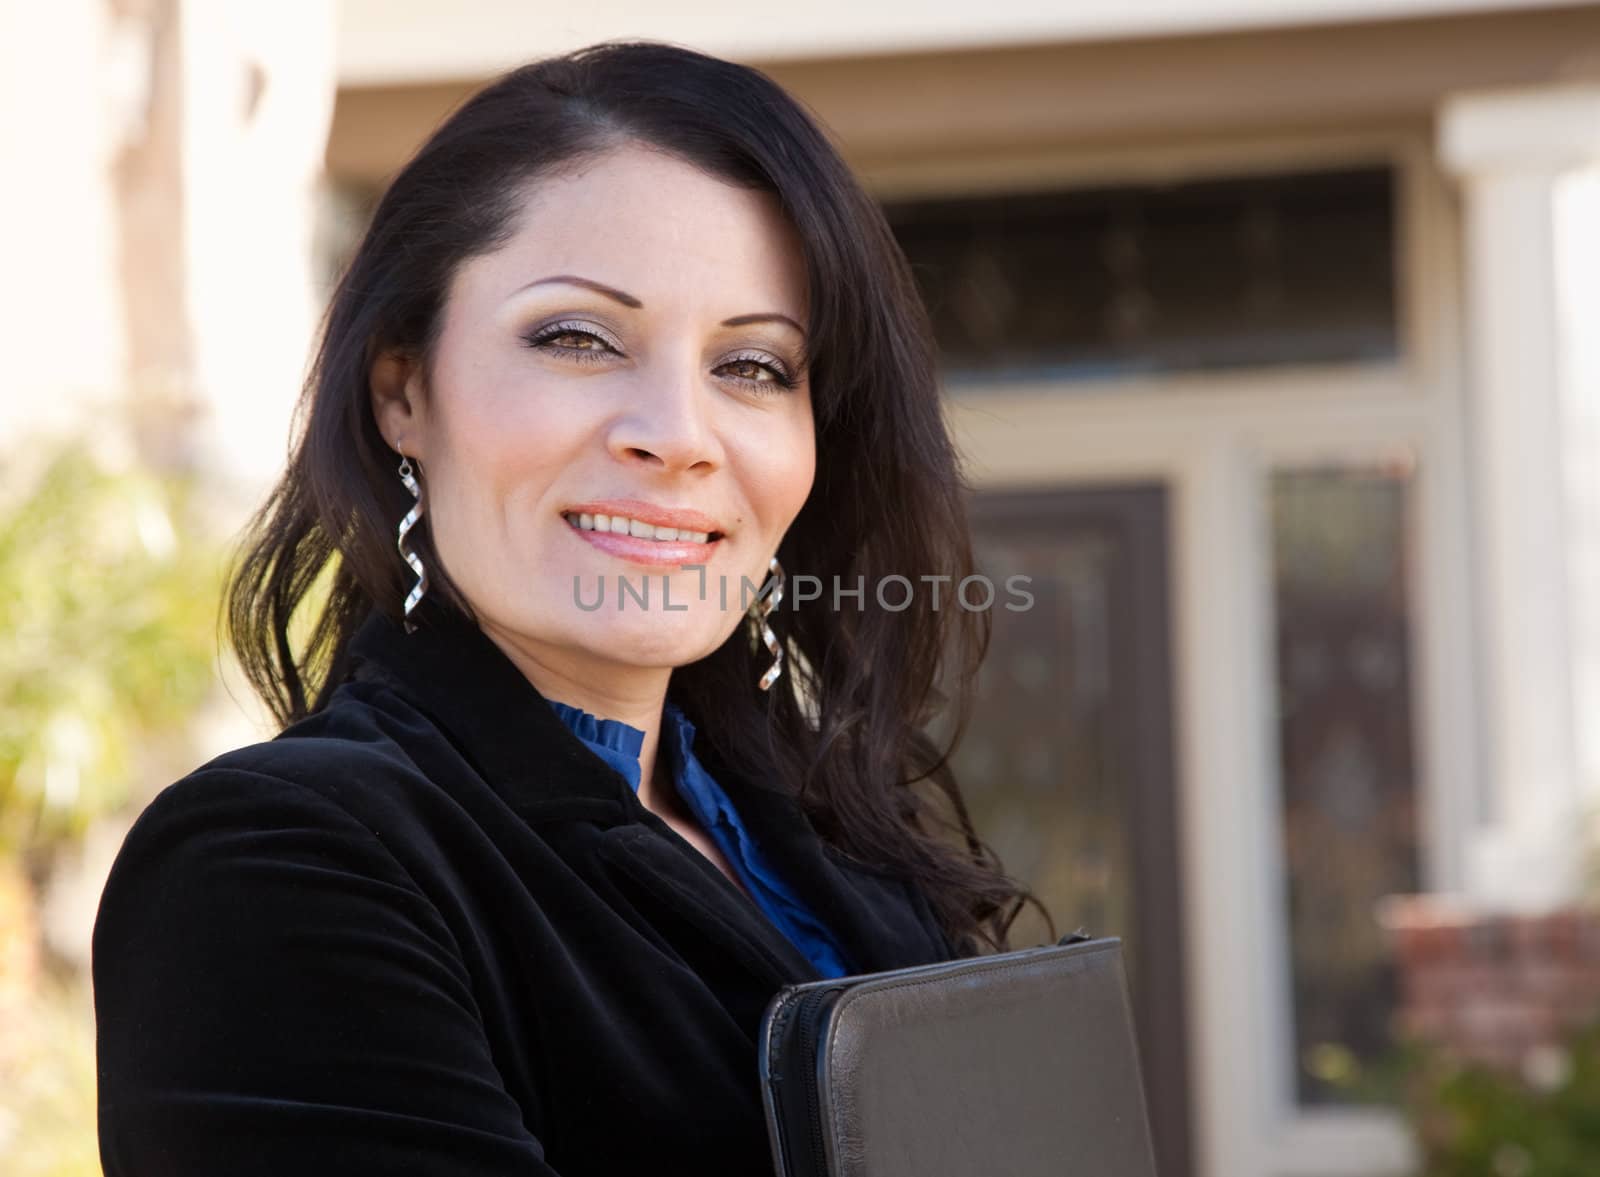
xmin=92 ymin=768 xmax=561 ymax=1176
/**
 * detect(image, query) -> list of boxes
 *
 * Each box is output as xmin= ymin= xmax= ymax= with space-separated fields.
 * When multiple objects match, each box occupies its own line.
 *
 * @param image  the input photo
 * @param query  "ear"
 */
xmin=369 ymin=348 xmax=426 ymax=456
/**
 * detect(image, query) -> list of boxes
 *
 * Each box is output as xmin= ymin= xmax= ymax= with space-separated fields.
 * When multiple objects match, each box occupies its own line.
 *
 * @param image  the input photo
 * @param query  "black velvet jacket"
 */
xmin=92 ymin=610 xmax=960 ymax=1176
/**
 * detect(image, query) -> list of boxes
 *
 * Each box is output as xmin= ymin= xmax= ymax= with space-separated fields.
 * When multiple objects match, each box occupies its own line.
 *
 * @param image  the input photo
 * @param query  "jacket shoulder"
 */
xmin=101 ymin=757 xmax=414 ymax=917
xmin=189 ymin=681 xmax=431 ymax=806
xmin=102 ymin=685 xmax=440 ymax=908
xmin=91 ymin=731 xmax=551 ymax=1174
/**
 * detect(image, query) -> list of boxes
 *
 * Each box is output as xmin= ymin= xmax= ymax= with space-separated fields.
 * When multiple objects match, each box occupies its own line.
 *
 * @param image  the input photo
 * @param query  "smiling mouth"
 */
xmin=561 ymin=511 xmax=722 ymax=545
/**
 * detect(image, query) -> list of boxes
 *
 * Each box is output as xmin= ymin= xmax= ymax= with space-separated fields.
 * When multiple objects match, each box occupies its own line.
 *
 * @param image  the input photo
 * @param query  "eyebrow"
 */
xmin=515 ymin=274 xmax=807 ymax=338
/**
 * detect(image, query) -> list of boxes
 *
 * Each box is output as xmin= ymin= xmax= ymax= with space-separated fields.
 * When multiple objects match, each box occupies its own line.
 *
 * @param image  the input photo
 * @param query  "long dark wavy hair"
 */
xmin=226 ymin=39 xmax=1046 ymax=955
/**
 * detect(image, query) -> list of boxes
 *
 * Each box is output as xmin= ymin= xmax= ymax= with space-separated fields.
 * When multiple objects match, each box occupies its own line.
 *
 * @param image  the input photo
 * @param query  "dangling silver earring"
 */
xmin=753 ymin=555 xmax=785 ymax=691
xmin=396 ymin=449 xmax=427 ymax=633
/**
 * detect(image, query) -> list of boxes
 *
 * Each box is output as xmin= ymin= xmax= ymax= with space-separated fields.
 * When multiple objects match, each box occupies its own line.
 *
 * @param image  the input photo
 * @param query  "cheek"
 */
xmin=424 ymin=366 xmax=589 ymax=542
xmin=752 ymin=403 xmax=816 ymax=518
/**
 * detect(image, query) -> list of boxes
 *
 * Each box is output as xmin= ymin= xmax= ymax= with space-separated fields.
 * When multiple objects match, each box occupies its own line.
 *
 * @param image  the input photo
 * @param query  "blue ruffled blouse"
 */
xmin=545 ymin=696 xmax=853 ymax=980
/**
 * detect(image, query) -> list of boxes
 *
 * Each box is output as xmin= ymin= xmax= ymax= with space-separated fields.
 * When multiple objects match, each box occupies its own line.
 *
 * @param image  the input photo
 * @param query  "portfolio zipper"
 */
xmin=794 ymin=986 xmax=837 ymax=1176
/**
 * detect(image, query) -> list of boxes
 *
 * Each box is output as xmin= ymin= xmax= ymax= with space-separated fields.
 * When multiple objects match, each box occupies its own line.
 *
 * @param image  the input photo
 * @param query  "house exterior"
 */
xmin=6 ymin=3 xmax=1598 ymax=1175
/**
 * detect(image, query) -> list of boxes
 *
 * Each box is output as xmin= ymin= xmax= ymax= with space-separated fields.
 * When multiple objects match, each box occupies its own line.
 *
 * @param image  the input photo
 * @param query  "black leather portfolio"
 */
xmin=757 ymin=932 xmax=1160 ymax=1177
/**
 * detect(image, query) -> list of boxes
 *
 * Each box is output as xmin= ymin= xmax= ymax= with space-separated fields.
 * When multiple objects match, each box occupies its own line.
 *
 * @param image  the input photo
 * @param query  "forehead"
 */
xmin=458 ymin=143 xmax=810 ymax=316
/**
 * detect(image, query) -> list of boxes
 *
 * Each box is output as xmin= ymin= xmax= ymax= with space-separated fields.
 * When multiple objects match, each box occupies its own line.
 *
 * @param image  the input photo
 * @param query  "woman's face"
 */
xmin=371 ymin=142 xmax=816 ymax=685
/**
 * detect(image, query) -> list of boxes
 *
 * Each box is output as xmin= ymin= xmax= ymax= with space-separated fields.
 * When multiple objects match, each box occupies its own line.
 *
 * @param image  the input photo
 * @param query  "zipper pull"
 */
xmin=1057 ymin=927 xmax=1093 ymax=946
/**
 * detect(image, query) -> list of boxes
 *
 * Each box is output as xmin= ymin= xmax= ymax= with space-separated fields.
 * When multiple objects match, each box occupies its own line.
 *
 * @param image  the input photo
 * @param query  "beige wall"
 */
xmin=335 ymin=0 xmax=1599 ymax=87
xmin=326 ymin=5 xmax=1600 ymax=187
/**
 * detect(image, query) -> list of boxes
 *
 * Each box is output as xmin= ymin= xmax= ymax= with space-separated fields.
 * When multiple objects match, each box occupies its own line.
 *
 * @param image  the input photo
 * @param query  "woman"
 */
xmin=92 ymin=39 xmax=1038 ymax=1177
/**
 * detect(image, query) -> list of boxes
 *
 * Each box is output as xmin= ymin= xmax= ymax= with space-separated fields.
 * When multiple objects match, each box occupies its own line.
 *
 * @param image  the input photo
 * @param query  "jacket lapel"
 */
xmin=596 ymin=823 xmax=820 ymax=989
xmin=691 ymin=737 xmax=957 ymax=975
xmin=344 ymin=609 xmax=952 ymax=983
xmin=346 ymin=610 xmax=636 ymax=816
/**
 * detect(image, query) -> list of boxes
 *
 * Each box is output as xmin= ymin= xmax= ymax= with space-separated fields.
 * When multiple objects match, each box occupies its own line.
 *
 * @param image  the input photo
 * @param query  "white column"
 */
xmin=1555 ymin=163 xmax=1600 ymax=892
xmin=0 ymin=0 xmax=127 ymax=449
xmin=181 ymin=0 xmax=337 ymax=508
xmin=1438 ymin=84 xmax=1600 ymax=912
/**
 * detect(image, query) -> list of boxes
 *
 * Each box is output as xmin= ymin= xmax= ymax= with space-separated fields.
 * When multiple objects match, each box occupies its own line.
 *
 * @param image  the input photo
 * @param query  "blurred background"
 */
xmin=3 ymin=1 xmax=1600 ymax=1174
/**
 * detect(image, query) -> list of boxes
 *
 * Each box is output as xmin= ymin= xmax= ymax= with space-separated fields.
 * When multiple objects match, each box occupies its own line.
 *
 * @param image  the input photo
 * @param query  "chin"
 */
xmin=576 ymin=609 xmax=737 ymax=670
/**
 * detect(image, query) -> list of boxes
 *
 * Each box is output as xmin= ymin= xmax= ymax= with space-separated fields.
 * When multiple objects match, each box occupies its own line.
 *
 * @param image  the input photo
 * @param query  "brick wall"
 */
xmin=1379 ymin=895 xmax=1600 ymax=1083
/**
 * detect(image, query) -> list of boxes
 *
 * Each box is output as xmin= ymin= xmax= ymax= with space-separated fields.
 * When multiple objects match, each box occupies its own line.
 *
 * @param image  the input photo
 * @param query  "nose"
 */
xmin=605 ymin=352 xmax=725 ymax=474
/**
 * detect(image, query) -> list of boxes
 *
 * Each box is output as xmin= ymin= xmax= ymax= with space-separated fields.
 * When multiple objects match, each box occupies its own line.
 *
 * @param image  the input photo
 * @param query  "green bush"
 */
xmin=1326 ymin=1014 xmax=1600 ymax=1175
xmin=0 ymin=441 xmax=224 ymax=859
xmin=0 ymin=438 xmax=227 ymax=1175
xmin=1418 ymin=1022 xmax=1600 ymax=1175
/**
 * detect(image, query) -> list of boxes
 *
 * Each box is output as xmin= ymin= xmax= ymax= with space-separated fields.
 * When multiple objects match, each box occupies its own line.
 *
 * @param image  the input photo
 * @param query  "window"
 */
xmin=883 ymin=166 xmax=1398 ymax=384
xmin=1269 ymin=462 xmax=1422 ymax=1107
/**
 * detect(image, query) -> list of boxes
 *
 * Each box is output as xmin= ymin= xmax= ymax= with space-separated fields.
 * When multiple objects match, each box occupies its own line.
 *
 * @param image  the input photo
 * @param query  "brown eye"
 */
xmin=720 ymin=352 xmax=797 ymax=394
xmin=523 ymin=323 xmax=620 ymax=365
xmin=526 ymin=327 xmax=610 ymax=351
xmin=725 ymin=359 xmax=774 ymax=382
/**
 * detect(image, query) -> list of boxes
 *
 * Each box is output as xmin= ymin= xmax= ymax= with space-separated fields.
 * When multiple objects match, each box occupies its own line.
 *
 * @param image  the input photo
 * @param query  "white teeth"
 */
xmin=565 ymin=513 xmax=716 ymax=543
